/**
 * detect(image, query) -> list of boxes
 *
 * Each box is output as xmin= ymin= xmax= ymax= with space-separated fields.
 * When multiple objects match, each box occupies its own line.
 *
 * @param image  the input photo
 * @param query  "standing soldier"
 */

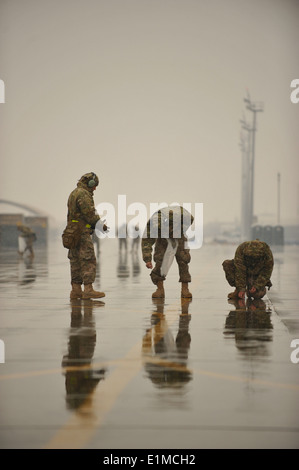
xmin=222 ymin=239 xmax=274 ymax=300
xmin=142 ymin=205 xmax=193 ymax=299
xmin=67 ymin=172 xmax=107 ymax=300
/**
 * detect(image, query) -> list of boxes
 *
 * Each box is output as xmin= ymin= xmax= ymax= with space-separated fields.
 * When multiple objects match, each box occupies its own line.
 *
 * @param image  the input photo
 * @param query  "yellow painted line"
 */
xmin=1 ymin=293 xmax=297 ymax=398
xmin=142 ymin=357 xmax=299 ymax=391
xmin=2 ymin=277 xmax=297 ymax=449
xmin=44 ymin=340 xmax=144 ymax=449
xmin=44 ymin=294 xmax=192 ymax=449
xmin=0 ymin=362 xmax=114 ymax=381
xmin=1 ymin=359 xmax=298 ymax=392
xmin=0 ymin=368 xmax=66 ymax=380
xmin=192 ymin=368 xmax=299 ymax=391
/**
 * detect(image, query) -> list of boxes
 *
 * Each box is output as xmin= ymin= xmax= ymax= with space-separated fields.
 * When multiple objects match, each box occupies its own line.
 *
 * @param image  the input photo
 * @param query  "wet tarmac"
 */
xmin=0 ymin=238 xmax=298 ymax=449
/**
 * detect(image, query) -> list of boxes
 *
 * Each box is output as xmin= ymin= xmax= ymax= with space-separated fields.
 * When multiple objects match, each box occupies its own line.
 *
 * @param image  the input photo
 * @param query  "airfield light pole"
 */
xmin=243 ymin=94 xmax=264 ymax=235
xmin=277 ymin=172 xmax=281 ymax=225
xmin=239 ymin=117 xmax=252 ymax=240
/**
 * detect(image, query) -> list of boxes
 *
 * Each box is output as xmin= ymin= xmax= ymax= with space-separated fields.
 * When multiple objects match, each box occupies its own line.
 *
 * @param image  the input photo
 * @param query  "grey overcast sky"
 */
xmin=0 ymin=0 xmax=298 ymax=226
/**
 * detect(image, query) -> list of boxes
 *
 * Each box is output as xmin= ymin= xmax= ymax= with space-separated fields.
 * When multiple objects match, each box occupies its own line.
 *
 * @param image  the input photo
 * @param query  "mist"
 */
xmin=0 ymin=0 xmax=298 ymax=229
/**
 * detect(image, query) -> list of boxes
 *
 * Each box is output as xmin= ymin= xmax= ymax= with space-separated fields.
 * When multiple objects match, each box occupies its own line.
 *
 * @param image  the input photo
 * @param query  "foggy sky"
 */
xmin=0 ymin=0 xmax=298 ymax=227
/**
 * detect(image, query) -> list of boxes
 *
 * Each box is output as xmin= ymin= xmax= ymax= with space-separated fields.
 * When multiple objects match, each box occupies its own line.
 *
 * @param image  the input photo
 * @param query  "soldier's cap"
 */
xmin=79 ymin=172 xmax=99 ymax=187
xmin=243 ymin=240 xmax=265 ymax=258
xmin=143 ymin=205 xmax=193 ymax=238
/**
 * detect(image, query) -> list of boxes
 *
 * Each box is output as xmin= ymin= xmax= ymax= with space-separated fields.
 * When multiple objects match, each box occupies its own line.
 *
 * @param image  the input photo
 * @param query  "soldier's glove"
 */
xmin=96 ymin=219 xmax=110 ymax=234
xmin=238 ymin=290 xmax=246 ymax=299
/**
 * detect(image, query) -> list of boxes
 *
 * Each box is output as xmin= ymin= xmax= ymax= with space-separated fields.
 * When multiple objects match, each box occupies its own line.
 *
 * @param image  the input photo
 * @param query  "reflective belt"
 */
xmin=71 ymin=219 xmax=91 ymax=229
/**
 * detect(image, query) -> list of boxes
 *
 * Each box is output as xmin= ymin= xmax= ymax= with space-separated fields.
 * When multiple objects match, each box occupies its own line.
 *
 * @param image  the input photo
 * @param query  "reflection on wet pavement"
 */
xmin=224 ymin=298 xmax=273 ymax=358
xmin=142 ymin=299 xmax=192 ymax=389
xmin=0 ymin=240 xmax=298 ymax=449
xmin=117 ymin=247 xmax=141 ymax=279
xmin=0 ymin=248 xmax=48 ymax=285
xmin=62 ymin=300 xmax=106 ymax=410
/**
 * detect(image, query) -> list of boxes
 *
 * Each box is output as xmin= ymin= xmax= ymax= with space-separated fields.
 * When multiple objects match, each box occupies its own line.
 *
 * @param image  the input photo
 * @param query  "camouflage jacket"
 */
xmin=141 ymin=206 xmax=193 ymax=263
xmin=234 ymin=240 xmax=274 ymax=290
xmin=18 ymin=225 xmax=36 ymax=240
xmin=67 ymin=181 xmax=100 ymax=230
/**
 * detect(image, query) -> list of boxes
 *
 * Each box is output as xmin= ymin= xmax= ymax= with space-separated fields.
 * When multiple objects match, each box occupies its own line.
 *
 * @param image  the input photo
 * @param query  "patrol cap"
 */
xmin=243 ymin=239 xmax=265 ymax=258
xmin=144 ymin=205 xmax=193 ymax=238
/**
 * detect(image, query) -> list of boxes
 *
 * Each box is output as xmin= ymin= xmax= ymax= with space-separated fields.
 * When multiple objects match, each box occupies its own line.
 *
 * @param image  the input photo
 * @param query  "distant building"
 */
xmin=0 ymin=213 xmax=48 ymax=248
xmin=0 ymin=214 xmax=24 ymax=247
xmin=284 ymin=225 xmax=299 ymax=245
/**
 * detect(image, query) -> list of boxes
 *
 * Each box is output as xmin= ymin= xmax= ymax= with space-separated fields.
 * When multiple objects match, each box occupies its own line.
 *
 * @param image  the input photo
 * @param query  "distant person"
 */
xmin=117 ymin=223 xmax=128 ymax=252
xmin=117 ymin=248 xmax=130 ymax=279
xmin=17 ymin=223 xmax=36 ymax=258
xmin=66 ymin=172 xmax=108 ymax=300
xmin=141 ymin=205 xmax=193 ymax=299
xmin=222 ymin=239 xmax=274 ymax=300
xmin=130 ymin=224 xmax=140 ymax=253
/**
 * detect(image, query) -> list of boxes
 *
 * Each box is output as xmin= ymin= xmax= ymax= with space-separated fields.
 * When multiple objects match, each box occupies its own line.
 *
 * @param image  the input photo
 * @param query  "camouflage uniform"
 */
xmin=222 ymin=240 xmax=274 ymax=299
xmin=142 ymin=206 xmax=193 ymax=285
xmin=67 ymin=174 xmax=100 ymax=285
xmin=17 ymin=224 xmax=36 ymax=256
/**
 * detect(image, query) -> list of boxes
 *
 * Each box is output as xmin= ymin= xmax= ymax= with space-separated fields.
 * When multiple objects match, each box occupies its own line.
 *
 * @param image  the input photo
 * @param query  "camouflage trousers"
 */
xmin=222 ymin=259 xmax=267 ymax=299
xmin=68 ymin=231 xmax=96 ymax=285
xmin=24 ymin=239 xmax=34 ymax=255
xmin=150 ymin=238 xmax=191 ymax=285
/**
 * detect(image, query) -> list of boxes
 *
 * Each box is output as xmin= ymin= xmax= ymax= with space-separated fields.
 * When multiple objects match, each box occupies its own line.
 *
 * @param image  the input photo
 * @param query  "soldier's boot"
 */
xmin=82 ymin=284 xmax=105 ymax=299
xmin=181 ymin=282 xmax=192 ymax=298
xmin=228 ymin=289 xmax=239 ymax=299
xmin=249 ymin=287 xmax=266 ymax=300
xmin=70 ymin=283 xmax=83 ymax=299
xmin=152 ymin=281 xmax=165 ymax=298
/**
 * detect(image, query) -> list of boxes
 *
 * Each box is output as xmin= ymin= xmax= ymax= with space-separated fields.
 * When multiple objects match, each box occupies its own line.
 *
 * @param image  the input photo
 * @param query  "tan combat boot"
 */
xmin=181 ymin=282 xmax=192 ymax=298
xmin=70 ymin=283 xmax=83 ymax=299
xmin=228 ymin=289 xmax=246 ymax=300
xmin=82 ymin=284 xmax=105 ymax=299
xmin=152 ymin=281 xmax=165 ymax=298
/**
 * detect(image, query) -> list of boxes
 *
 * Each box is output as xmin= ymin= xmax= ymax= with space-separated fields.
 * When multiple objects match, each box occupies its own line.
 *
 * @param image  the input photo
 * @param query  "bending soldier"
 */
xmin=142 ymin=206 xmax=193 ymax=299
xmin=67 ymin=172 xmax=107 ymax=300
xmin=222 ymin=239 xmax=274 ymax=300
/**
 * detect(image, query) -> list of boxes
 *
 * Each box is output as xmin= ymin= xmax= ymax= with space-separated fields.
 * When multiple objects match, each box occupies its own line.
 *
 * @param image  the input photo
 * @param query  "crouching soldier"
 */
xmin=222 ymin=239 xmax=274 ymax=300
xmin=142 ymin=205 xmax=193 ymax=299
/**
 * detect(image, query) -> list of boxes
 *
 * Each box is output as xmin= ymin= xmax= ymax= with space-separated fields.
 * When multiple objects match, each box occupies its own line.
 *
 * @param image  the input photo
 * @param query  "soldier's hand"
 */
xmin=249 ymin=286 xmax=256 ymax=294
xmin=238 ymin=290 xmax=245 ymax=299
xmin=96 ymin=219 xmax=109 ymax=233
xmin=146 ymin=262 xmax=153 ymax=269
